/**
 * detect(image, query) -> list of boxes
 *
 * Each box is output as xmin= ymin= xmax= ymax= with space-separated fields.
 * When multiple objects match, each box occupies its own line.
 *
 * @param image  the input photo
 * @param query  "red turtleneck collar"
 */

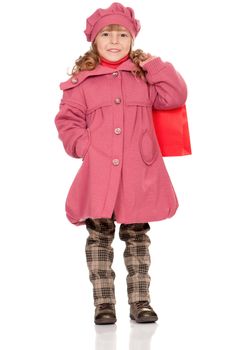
xmin=99 ymin=54 xmax=129 ymax=69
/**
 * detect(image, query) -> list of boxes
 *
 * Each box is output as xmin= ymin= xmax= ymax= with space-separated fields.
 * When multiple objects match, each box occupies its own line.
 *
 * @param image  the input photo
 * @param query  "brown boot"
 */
xmin=130 ymin=301 xmax=158 ymax=323
xmin=94 ymin=303 xmax=117 ymax=325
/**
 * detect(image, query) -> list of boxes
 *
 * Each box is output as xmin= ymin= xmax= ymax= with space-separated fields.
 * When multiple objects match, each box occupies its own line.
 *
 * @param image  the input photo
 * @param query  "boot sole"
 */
xmin=130 ymin=314 xmax=158 ymax=323
xmin=95 ymin=317 xmax=117 ymax=325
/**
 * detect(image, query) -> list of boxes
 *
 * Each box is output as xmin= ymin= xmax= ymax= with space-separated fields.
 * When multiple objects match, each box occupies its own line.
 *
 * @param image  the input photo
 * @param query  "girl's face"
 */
xmin=94 ymin=25 xmax=132 ymax=61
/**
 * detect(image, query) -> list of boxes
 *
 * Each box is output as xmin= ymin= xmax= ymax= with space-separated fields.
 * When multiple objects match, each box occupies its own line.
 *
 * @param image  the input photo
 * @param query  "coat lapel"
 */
xmin=60 ymin=59 xmax=137 ymax=90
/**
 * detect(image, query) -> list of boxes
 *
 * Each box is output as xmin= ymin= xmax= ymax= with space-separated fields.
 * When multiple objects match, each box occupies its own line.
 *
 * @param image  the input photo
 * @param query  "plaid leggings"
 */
xmin=85 ymin=212 xmax=151 ymax=306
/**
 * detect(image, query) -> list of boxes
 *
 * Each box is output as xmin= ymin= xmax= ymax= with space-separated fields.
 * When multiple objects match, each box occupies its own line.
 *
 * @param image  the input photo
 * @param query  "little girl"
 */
xmin=55 ymin=2 xmax=187 ymax=325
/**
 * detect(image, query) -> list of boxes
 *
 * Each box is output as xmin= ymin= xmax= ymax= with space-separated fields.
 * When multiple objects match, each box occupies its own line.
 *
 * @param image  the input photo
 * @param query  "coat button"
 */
xmin=71 ymin=77 xmax=78 ymax=84
xmin=114 ymin=97 xmax=121 ymax=104
xmin=112 ymin=71 xmax=118 ymax=77
xmin=112 ymin=159 xmax=120 ymax=166
xmin=114 ymin=127 xmax=121 ymax=134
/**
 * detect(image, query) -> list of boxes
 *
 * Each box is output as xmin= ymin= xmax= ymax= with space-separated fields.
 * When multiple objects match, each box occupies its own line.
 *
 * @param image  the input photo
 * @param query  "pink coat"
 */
xmin=55 ymin=57 xmax=187 ymax=227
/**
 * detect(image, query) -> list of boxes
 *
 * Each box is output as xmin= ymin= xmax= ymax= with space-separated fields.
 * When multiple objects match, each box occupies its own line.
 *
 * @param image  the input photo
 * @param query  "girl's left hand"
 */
xmin=139 ymin=53 xmax=158 ymax=67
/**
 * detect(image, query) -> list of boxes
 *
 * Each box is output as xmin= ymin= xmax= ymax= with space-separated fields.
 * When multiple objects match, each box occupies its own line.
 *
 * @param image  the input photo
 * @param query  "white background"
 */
xmin=1 ymin=0 xmax=232 ymax=349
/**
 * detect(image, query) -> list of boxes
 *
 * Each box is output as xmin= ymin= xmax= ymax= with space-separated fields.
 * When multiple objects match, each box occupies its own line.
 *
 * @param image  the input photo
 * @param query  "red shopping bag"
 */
xmin=152 ymin=105 xmax=192 ymax=157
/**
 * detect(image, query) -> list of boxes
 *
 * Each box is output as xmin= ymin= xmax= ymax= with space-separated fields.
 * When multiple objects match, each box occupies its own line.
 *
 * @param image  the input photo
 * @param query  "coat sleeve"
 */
xmin=142 ymin=57 xmax=188 ymax=110
xmin=54 ymin=84 xmax=90 ymax=159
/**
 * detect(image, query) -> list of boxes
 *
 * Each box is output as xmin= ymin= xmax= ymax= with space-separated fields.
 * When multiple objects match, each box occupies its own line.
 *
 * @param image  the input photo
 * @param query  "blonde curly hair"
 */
xmin=68 ymin=25 xmax=149 ymax=80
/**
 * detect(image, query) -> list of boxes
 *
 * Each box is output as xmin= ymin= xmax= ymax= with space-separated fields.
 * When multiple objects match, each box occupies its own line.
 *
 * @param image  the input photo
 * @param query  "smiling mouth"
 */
xmin=107 ymin=49 xmax=121 ymax=53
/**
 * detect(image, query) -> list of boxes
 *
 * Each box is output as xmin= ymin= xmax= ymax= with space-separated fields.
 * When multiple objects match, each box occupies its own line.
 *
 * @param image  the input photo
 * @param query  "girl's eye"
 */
xmin=101 ymin=32 xmax=128 ymax=37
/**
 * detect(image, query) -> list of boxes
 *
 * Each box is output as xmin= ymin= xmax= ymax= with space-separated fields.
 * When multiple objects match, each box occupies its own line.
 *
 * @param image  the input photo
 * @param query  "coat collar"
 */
xmin=60 ymin=59 xmax=137 ymax=90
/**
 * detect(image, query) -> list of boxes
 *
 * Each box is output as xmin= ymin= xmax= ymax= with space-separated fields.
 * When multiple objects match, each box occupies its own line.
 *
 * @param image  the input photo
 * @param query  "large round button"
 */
xmin=112 ymin=71 xmax=118 ymax=77
xmin=114 ymin=97 xmax=121 ymax=104
xmin=114 ymin=128 xmax=121 ymax=134
xmin=112 ymin=159 xmax=120 ymax=166
xmin=71 ymin=77 xmax=78 ymax=84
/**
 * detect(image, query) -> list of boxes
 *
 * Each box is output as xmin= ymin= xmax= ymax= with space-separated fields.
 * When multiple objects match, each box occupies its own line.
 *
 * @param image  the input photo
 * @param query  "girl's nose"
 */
xmin=110 ymin=33 xmax=119 ymax=44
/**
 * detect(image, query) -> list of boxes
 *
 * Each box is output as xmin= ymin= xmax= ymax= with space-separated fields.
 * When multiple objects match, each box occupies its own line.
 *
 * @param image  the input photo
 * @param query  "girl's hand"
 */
xmin=139 ymin=53 xmax=158 ymax=67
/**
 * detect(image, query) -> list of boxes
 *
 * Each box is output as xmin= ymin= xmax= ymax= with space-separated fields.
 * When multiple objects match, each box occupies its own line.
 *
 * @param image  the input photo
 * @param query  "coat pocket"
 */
xmin=86 ymin=109 xmax=103 ymax=132
xmin=139 ymin=129 xmax=159 ymax=165
xmin=81 ymin=128 xmax=91 ymax=161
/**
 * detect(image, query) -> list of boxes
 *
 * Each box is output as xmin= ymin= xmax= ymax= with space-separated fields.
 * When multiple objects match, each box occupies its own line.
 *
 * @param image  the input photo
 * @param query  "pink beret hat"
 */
xmin=84 ymin=2 xmax=141 ymax=42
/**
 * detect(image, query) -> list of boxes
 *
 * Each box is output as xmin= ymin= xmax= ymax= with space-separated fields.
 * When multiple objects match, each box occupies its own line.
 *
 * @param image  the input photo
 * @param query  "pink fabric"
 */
xmin=55 ymin=57 xmax=187 ymax=227
xmin=84 ymin=2 xmax=141 ymax=42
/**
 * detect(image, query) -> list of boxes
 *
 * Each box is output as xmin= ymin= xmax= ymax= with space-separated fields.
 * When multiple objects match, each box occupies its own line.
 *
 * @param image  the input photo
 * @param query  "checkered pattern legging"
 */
xmin=85 ymin=212 xmax=151 ymax=306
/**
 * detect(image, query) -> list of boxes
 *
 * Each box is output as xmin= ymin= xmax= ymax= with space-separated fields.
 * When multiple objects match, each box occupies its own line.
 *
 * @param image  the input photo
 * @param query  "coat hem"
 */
xmin=66 ymin=206 xmax=178 ymax=227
